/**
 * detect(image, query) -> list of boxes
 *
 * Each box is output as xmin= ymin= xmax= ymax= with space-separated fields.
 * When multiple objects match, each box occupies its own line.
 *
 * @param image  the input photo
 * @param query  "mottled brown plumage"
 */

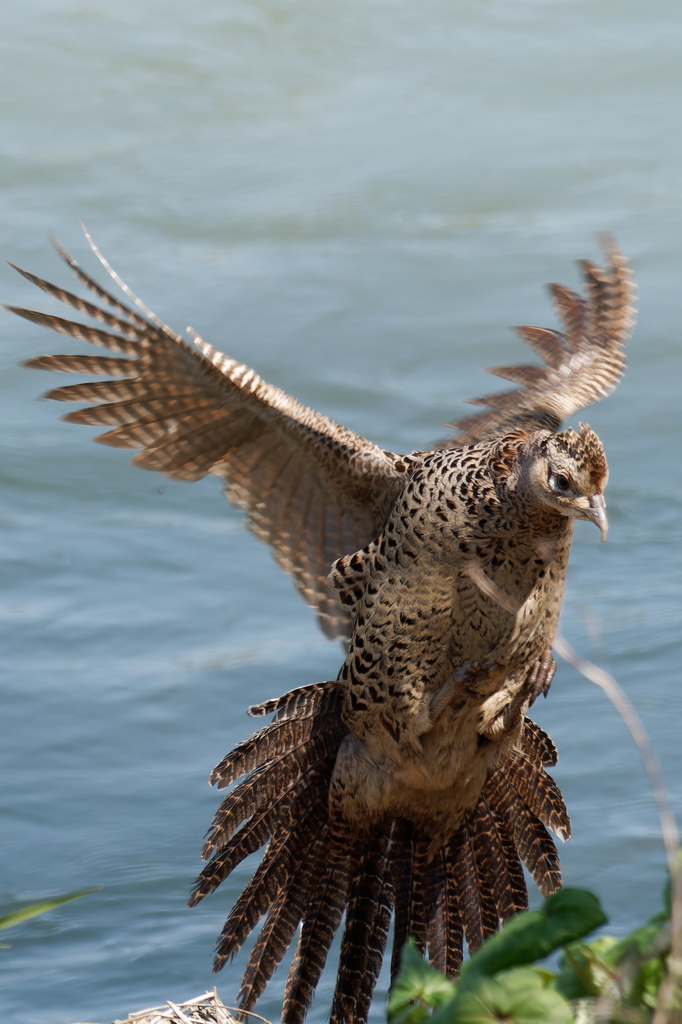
xmin=11 ymin=235 xmax=635 ymax=1024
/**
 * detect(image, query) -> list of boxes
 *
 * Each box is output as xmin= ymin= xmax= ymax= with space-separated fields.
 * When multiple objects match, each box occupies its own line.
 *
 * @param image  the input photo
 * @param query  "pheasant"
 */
xmin=10 ymin=235 xmax=635 ymax=1024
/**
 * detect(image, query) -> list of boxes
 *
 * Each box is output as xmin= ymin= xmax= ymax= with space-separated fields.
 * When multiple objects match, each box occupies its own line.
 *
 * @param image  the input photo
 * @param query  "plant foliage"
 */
xmin=388 ymin=884 xmax=680 ymax=1024
xmin=0 ymin=887 xmax=99 ymax=946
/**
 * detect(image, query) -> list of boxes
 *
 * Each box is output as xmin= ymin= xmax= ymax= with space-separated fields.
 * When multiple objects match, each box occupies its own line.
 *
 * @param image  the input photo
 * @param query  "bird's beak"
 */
xmin=584 ymin=494 xmax=608 ymax=542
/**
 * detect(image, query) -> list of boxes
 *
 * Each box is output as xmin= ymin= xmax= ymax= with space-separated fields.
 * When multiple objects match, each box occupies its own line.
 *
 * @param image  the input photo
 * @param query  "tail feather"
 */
xmin=407 ymin=837 xmax=431 ymax=959
xmin=389 ymin=820 xmax=416 ymax=981
xmin=248 ymin=681 xmax=343 ymax=722
xmin=203 ymin=732 xmax=341 ymax=858
xmin=441 ymin=849 xmax=465 ymax=974
xmin=237 ymin=820 xmax=331 ymax=1008
xmin=521 ymin=717 xmax=559 ymax=767
xmin=355 ymin=860 xmax=393 ymax=1024
xmin=189 ymin=756 xmax=334 ymax=907
xmin=209 ymin=714 xmax=343 ymax=790
xmin=331 ymin=829 xmax=392 ymax=1024
xmin=450 ymin=823 xmax=498 ymax=953
xmin=471 ymin=797 xmax=527 ymax=923
xmin=487 ymin=801 xmax=530 ymax=910
xmin=505 ymin=750 xmax=571 ymax=841
xmin=283 ymin=859 xmax=351 ymax=1024
xmin=480 ymin=795 xmax=528 ymax=918
xmin=468 ymin=807 xmax=510 ymax=930
xmin=425 ymin=850 xmax=446 ymax=972
xmin=512 ymin=802 xmax=562 ymax=898
xmin=212 ymin=799 xmax=329 ymax=968
xmin=426 ymin=849 xmax=463 ymax=976
xmin=487 ymin=767 xmax=561 ymax=897
xmin=190 ymin=684 xmax=571 ymax=1024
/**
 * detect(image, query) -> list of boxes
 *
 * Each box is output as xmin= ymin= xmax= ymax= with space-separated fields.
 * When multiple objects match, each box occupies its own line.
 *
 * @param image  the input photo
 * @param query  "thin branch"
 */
xmin=553 ymin=633 xmax=682 ymax=1023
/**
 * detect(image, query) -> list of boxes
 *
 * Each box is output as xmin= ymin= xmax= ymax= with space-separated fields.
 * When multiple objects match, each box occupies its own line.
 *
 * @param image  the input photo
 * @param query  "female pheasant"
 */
xmin=10 ymin=236 xmax=634 ymax=1023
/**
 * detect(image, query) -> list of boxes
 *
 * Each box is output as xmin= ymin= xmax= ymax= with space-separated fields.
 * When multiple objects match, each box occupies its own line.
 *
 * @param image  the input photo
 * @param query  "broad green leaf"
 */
xmin=461 ymin=889 xmax=607 ymax=980
xmin=0 ymin=888 xmax=100 ymax=931
xmin=432 ymin=968 xmax=573 ymax=1024
xmin=388 ymin=939 xmax=456 ymax=1024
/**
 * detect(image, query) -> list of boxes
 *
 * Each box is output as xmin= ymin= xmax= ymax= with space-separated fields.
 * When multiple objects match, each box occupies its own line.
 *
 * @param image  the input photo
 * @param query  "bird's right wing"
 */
xmin=10 ymin=241 xmax=410 ymax=641
xmin=438 ymin=238 xmax=636 ymax=447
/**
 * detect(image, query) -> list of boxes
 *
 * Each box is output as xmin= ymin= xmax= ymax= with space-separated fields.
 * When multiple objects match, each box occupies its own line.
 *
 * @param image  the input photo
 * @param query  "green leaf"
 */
xmin=636 ymin=954 xmax=668 ymax=1010
xmin=556 ymin=936 xmax=619 ymax=999
xmin=0 ymin=888 xmax=100 ymax=931
xmin=388 ymin=939 xmax=457 ymax=1024
xmin=605 ymin=917 xmax=667 ymax=965
xmin=432 ymin=968 xmax=573 ymax=1024
xmin=460 ymin=889 xmax=607 ymax=981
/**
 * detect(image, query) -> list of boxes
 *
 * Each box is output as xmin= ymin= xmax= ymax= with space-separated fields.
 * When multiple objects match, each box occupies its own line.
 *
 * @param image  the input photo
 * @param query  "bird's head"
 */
xmin=523 ymin=423 xmax=609 ymax=540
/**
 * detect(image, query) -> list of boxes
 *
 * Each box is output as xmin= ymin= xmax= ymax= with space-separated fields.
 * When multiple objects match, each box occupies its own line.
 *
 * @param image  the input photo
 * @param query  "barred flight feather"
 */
xmin=521 ymin=717 xmax=559 ymax=767
xmin=213 ymin=800 xmax=330 ymax=966
xmin=45 ymin=379 xmax=152 ymax=404
xmin=9 ymin=262 xmax=145 ymax=337
xmin=248 ymin=680 xmax=342 ymax=721
xmin=389 ymin=819 xmax=417 ymax=980
xmin=209 ymin=714 xmax=343 ymax=790
xmin=189 ymin=760 xmax=333 ymax=906
xmin=24 ymin=353 xmax=140 ymax=376
xmin=505 ymin=750 xmax=572 ymax=841
xmin=9 ymin=306 xmax=142 ymax=355
xmin=440 ymin=850 xmax=465 ymax=974
xmin=438 ymin=238 xmax=635 ymax=446
xmin=283 ymin=859 xmax=351 ymax=1024
xmin=473 ymin=797 xmax=528 ymax=921
xmin=237 ymin=819 xmax=331 ymax=1009
xmin=202 ymin=732 xmax=341 ymax=858
xmin=51 ymin=237 xmax=153 ymax=328
xmin=331 ymin=830 xmax=392 ymax=1024
xmin=355 ymin=862 xmax=393 ymax=1024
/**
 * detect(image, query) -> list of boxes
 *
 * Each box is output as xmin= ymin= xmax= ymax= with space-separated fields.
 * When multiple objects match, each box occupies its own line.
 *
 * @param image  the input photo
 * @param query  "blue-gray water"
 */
xmin=1 ymin=1 xmax=682 ymax=1021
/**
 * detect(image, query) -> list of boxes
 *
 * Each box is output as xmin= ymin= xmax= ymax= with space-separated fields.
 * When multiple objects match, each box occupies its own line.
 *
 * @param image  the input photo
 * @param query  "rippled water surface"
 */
xmin=2 ymin=2 xmax=682 ymax=1021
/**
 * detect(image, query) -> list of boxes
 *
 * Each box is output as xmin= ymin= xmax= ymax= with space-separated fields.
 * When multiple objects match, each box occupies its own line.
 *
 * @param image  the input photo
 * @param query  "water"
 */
xmin=1 ymin=1 xmax=682 ymax=1020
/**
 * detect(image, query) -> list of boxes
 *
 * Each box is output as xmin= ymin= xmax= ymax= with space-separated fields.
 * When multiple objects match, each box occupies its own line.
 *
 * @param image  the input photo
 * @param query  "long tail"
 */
xmin=189 ymin=682 xmax=570 ymax=1024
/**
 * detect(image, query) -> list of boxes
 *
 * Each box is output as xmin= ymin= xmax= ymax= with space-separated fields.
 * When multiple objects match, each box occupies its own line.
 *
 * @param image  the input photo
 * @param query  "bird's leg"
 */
xmin=429 ymin=660 xmax=507 ymax=724
xmin=478 ymin=650 xmax=556 ymax=741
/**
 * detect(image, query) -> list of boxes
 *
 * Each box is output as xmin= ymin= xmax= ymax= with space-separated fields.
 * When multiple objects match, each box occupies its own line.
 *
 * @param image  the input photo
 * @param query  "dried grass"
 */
xmin=70 ymin=989 xmax=271 ymax=1024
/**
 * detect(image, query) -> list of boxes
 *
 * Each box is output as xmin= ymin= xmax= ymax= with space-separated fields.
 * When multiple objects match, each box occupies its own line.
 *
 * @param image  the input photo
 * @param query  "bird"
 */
xmin=10 ymin=234 xmax=635 ymax=1024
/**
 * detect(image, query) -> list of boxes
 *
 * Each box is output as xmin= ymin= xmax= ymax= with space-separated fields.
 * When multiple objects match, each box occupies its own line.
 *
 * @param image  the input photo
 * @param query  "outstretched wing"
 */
xmin=9 ymin=240 xmax=409 ymax=641
xmin=438 ymin=238 xmax=636 ymax=447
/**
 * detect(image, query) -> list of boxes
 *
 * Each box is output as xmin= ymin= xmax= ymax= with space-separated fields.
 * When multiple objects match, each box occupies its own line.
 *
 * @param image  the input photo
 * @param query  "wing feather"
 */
xmin=13 ymin=245 xmax=407 ymax=641
xmin=15 ymin=238 xmax=634 ymax=637
xmin=439 ymin=239 xmax=635 ymax=446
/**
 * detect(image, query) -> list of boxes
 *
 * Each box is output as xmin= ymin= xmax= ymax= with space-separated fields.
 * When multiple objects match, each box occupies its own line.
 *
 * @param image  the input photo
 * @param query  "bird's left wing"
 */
xmin=438 ymin=238 xmax=636 ymax=447
xmin=9 ymin=241 xmax=409 ymax=641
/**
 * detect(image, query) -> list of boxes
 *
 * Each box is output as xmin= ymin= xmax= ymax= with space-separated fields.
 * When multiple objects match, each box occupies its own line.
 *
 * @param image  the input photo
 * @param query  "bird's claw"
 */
xmin=525 ymin=650 xmax=556 ymax=707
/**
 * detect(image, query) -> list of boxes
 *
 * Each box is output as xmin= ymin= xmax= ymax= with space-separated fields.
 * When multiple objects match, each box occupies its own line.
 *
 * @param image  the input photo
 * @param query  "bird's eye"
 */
xmin=550 ymin=472 xmax=571 ymax=493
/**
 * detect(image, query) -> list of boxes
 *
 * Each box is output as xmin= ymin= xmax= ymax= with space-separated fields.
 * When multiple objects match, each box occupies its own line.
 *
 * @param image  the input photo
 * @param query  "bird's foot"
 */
xmin=525 ymin=649 xmax=557 ymax=707
xmin=478 ymin=650 xmax=557 ymax=741
xmin=430 ymin=660 xmax=507 ymax=723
